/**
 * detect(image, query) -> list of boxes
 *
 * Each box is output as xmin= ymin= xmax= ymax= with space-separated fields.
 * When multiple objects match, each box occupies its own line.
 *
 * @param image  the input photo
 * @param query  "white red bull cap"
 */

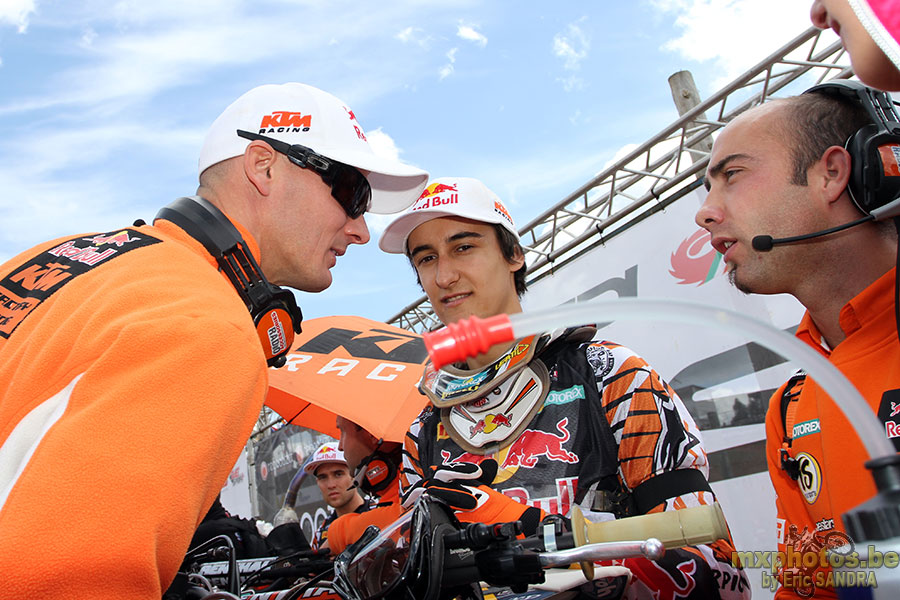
xmin=303 ymin=443 xmax=349 ymax=475
xmin=198 ymin=82 xmax=429 ymax=214
xmin=379 ymin=176 xmax=519 ymax=254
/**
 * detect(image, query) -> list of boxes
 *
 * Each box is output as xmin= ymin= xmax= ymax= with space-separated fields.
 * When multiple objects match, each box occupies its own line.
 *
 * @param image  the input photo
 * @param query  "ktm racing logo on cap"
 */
xmin=493 ymin=200 xmax=513 ymax=226
xmin=412 ymin=182 xmax=459 ymax=211
xmin=259 ymin=111 xmax=312 ymax=133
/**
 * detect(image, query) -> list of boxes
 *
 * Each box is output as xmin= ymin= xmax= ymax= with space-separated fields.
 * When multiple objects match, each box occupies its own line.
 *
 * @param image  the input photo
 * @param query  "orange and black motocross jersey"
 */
xmin=402 ymin=337 xmax=750 ymax=600
xmin=0 ymin=217 xmax=268 ymax=599
xmin=765 ymin=268 xmax=900 ymax=599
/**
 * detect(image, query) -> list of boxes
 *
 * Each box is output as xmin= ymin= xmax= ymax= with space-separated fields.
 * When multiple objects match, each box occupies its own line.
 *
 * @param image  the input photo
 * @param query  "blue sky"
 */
xmin=0 ymin=0 xmax=819 ymax=323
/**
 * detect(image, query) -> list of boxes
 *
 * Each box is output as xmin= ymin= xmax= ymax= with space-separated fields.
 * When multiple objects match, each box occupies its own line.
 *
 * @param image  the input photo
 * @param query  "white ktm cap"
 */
xmin=198 ymin=82 xmax=429 ymax=214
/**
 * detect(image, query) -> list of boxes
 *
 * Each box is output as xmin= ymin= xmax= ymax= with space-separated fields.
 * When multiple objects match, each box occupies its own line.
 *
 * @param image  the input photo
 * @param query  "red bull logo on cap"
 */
xmin=412 ymin=182 xmax=459 ymax=211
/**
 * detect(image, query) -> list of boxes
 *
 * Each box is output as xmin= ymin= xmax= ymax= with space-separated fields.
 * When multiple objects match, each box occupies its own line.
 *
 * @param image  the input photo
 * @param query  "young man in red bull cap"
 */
xmin=380 ymin=177 xmax=748 ymax=599
xmin=0 ymin=82 xmax=427 ymax=599
xmin=305 ymin=443 xmax=369 ymax=549
xmin=323 ymin=416 xmax=406 ymax=555
xmin=810 ymin=0 xmax=900 ymax=91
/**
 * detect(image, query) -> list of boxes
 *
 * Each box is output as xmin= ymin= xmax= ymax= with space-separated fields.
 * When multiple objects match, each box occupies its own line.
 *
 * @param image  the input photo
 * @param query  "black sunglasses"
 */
xmin=236 ymin=129 xmax=371 ymax=219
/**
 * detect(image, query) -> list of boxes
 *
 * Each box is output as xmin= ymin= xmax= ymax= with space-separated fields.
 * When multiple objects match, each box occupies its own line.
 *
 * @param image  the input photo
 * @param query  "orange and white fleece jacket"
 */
xmin=0 ymin=217 xmax=268 ymax=598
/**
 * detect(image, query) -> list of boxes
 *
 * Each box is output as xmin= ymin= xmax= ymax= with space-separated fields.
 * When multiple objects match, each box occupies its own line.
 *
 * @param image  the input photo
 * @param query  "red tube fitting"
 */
xmin=423 ymin=314 xmax=515 ymax=369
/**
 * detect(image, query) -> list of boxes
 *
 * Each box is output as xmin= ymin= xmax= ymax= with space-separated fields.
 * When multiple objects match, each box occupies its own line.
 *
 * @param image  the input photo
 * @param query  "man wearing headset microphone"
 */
xmin=0 ymin=82 xmax=427 ymax=599
xmin=696 ymin=80 xmax=900 ymax=597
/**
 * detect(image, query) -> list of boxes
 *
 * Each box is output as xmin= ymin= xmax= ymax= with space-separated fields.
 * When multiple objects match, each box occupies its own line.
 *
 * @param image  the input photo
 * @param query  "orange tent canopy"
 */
xmin=265 ymin=315 xmax=430 ymax=443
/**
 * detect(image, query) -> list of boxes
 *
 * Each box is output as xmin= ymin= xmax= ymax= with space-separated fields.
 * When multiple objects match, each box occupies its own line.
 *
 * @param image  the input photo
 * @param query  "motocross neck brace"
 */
xmin=441 ymin=358 xmax=550 ymax=455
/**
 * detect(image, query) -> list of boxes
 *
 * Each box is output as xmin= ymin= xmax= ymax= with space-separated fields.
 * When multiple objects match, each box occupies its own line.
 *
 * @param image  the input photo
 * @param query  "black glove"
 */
xmin=401 ymin=459 xmax=498 ymax=510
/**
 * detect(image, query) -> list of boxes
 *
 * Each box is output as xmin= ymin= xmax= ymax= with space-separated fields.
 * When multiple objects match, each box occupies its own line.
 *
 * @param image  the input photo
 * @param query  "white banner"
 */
xmin=523 ymin=187 xmax=806 ymax=599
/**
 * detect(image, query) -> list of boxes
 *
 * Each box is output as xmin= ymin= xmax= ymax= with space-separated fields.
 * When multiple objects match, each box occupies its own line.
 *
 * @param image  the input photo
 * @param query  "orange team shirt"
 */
xmin=0 ymin=217 xmax=268 ymax=599
xmin=327 ymin=477 xmax=402 ymax=555
xmin=765 ymin=267 xmax=900 ymax=599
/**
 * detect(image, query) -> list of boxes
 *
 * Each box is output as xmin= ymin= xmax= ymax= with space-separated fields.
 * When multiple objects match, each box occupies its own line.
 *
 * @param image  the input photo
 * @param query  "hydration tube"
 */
xmin=423 ymin=297 xmax=895 ymax=461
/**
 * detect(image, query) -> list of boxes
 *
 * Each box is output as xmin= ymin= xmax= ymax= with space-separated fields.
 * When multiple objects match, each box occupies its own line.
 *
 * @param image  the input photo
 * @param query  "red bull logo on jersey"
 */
xmin=640 ymin=558 xmax=698 ymax=600
xmin=502 ymin=477 xmax=577 ymax=516
xmin=47 ymin=240 xmax=117 ymax=266
xmin=83 ymin=231 xmax=141 ymax=247
xmin=501 ymin=417 xmax=578 ymax=469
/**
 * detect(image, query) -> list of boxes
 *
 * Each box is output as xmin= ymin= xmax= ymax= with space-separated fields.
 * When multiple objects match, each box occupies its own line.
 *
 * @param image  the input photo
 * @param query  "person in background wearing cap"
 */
xmin=306 ymin=443 xmax=368 ymax=550
xmin=810 ymin=0 xmax=900 ymax=91
xmin=322 ymin=416 xmax=405 ymax=555
xmin=380 ymin=177 xmax=748 ymax=600
xmin=0 ymin=82 xmax=427 ymax=599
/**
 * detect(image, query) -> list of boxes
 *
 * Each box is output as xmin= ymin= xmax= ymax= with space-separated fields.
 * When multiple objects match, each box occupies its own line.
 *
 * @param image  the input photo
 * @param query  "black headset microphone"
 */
xmin=751 ymin=80 xmax=900 ymax=253
xmin=751 ymin=212 xmax=881 ymax=251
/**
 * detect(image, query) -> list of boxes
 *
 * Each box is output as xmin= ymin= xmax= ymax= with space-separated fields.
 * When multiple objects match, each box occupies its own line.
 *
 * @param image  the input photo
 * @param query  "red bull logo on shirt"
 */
xmin=502 ymin=476 xmax=577 ymax=516
xmin=501 ymin=417 xmax=578 ymax=469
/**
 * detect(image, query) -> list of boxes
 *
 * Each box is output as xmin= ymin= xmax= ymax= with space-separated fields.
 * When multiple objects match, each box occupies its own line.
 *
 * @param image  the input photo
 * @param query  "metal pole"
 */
xmin=668 ymin=70 xmax=713 ymax=177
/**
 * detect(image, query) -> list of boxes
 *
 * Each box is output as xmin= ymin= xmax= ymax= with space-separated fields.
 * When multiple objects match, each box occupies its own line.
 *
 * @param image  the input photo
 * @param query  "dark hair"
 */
xmin=779 ymin=93 xmax=873 ymax=185
xmin=495 ymin=224 xmax=528 ymax=297
xmin=405 ymin=222 xmax=528 ymax=298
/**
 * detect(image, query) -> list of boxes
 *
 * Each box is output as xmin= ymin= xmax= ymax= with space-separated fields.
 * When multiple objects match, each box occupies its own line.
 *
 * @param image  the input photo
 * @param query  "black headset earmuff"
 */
xmin=155 ymin=196 xmax=303 ymax=368
xmin=803 ymin=80 xmax=900 ymax=217
xmin=357 ymin=450 xmax=398 ymax=495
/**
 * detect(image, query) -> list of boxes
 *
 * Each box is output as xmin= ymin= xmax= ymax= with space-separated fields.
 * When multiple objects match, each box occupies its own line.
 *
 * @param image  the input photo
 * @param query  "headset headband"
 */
xmin=155 ymin=196 xmax=302 ymax=367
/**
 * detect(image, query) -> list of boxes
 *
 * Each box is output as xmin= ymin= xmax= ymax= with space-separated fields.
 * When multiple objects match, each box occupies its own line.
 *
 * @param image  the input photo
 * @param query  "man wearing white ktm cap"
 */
xmin=305 ymin=443 xmax=368 ymax=549
xmin=0 ymin=82 xmax=427 ymax=599
xmin=381 ymin=178 xmax=748 ymax=600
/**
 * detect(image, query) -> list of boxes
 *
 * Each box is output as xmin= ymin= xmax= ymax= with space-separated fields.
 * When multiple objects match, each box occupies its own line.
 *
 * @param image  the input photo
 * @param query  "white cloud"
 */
xmin=652 ymin=0 xmax=823 ymax=86
xmin=457 ymin=23 xmax=487 ymax=47
xmin=439 ymin=47 xmax=458 ymax=80
xmin=80 ymin=27 xmax=97 ymax=48
xmin=558 ymin=74 xmax=583 ymax=92
xmin=0 ymin=0 xmax=35 ymax=33
xmin=396 ymin=26 xmax=416 ymax=43
xmin=395 ymin=25 xmax=432 ymax=48
xmin=552 ymin=18 xmax=589 ymax=71
xmin=365 ymin=127 xmax=402 ymax=162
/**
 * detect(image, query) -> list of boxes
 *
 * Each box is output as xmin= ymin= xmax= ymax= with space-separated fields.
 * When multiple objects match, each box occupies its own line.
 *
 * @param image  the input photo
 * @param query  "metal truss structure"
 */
xmin=386 ymin=26 xmax=852 ymax=333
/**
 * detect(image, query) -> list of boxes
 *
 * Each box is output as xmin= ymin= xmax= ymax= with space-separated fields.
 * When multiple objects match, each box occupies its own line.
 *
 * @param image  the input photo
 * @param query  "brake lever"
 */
xmin=537 ymin=537 xmax=664 ymax=568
